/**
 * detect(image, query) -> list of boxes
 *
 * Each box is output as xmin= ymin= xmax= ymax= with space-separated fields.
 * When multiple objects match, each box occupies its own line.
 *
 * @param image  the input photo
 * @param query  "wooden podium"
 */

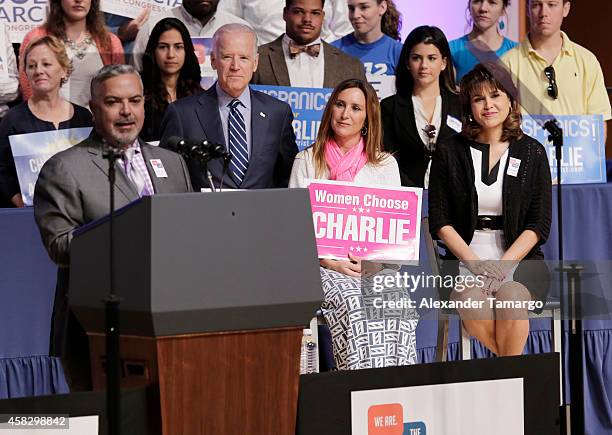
xmin=70 ymin=190 xmax=323 ymax=434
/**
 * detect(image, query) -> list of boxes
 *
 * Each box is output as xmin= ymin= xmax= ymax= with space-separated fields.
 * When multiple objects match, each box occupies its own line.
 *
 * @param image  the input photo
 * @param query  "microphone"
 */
xmin=164 ymin=136 xmax=231 ymax=162
xmin=542 ymin=118 xmax=563 ymax=160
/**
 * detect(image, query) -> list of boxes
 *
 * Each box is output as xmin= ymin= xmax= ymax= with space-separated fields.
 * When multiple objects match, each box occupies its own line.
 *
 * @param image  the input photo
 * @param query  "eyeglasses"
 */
xmin=544 ymin=66 xmax=558 ymax=100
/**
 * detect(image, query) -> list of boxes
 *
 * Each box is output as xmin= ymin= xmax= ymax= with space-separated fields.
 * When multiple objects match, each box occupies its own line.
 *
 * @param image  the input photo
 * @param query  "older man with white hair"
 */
xmin=160 ymin=23 xmax=298 ymax=190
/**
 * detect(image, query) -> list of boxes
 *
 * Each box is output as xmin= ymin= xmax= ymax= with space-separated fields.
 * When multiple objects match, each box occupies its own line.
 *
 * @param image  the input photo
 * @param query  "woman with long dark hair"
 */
xmin=449 ymin=0 xmax=518 ymax=81
xmin=381 ymin=25 xmax=460 ymax=187
xmin=19 ymin=0 xmax=124 ymax=108
xmin=290 ymin=78 xmax=418 ymax=370
xmin=332 ymin=0 xmax=403 ymax=76
xmin=429 ymin=63 xmax=551 ymax=356
xmin=140 ymin=18 xmax=202 ymax=142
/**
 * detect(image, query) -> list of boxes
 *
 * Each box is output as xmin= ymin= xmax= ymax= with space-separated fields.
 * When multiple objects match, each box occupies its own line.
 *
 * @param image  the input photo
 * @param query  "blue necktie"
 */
xmin=228 ymin=99 xmax=249 ymax=185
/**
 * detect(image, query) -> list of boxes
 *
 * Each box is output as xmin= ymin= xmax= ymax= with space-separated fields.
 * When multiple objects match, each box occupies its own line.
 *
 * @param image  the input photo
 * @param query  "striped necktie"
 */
xmin=228 ymin=98 xmax=249 ymax=185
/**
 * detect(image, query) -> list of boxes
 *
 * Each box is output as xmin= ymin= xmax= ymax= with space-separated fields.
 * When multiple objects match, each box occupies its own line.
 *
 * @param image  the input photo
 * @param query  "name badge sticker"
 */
xmin=507 ymin=157 xmax=521 ymax=177
xmin=149 ymin=159 xmax=168 ymax=178
xmin=446 ymin=115 xmax=462 ymax=133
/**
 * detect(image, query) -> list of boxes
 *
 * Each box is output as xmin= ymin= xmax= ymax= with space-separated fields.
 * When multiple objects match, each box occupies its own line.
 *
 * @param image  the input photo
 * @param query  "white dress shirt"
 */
xmin=218 ymin=0 xmax=353 ymax=45
xmin=412 ymin=95 xmax=442 ymax=188
xmin=282 ymin=34 xmax=325 ymax=88
xmin=216 ymin=83 xmax=252 ymax=155
xmin=131 ymin=8 xmax=249 ymax=71
xmin=412 ymin=95 xmax=442 ymax=150
xmin=0 ymin=23 xmax=19 ymax=118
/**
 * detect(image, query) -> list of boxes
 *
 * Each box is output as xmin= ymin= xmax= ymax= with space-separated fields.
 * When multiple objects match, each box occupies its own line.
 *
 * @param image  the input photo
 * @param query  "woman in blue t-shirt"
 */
xmin=449 ymin=0 xmax=518 ymax=81
xmin=331 ymin=0 xmax=402 ymax=76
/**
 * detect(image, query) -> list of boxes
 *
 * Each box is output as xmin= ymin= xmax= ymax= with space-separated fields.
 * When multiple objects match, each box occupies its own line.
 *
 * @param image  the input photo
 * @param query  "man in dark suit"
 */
xmin=34 ymin=64 xmax=192 ymax=387
xmin=160 ymin=23 xmax=298 ymax=190
xmin=251 ymin=0 xmax=366 ymax=88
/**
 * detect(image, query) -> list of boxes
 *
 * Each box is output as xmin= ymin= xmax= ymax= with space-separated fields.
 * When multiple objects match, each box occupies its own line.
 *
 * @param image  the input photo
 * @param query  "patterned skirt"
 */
xmin=320 ymin=266 xmax=419 ymax=370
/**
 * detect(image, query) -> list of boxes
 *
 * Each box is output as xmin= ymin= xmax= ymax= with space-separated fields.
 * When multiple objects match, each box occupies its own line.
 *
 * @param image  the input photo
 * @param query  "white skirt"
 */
xmin=459 ymin=230 xmax=515 ymax=282
xmin=470 ymin=229 xmax=505 ymax=259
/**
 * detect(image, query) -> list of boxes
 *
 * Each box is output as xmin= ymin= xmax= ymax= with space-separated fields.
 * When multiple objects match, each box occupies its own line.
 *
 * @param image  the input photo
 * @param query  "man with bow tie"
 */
xmin=251 ymin=0 xmax=366 ymax=88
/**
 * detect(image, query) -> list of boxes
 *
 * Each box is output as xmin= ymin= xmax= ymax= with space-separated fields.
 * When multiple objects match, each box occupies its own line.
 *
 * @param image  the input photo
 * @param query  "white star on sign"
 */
xmin=356 ymin=246 xmax=362 ymax=252
xmin=359 ymin=207 xmax=364 ymax=213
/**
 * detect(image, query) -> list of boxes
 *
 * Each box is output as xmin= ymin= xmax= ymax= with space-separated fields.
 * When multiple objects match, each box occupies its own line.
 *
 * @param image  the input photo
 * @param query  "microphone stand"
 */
xmin=175 ymin=140 xmax=232 ymax=193
xmin=220 ymin=153 xmax=232 ymax=192
xmin=544 ymin=119 xmax=584 ymax=435
xmin=102 ymin=143 xmax=124 ymax=435
xmin=192 ymin=152 xmax=217 ymax=192
xmin=544 ymin=119 xmax=563 ymax=263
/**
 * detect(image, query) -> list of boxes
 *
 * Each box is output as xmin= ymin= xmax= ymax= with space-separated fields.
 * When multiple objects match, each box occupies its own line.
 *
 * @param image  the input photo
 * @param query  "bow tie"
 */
xmin=288 ymin=40 xmax=321 ymax=58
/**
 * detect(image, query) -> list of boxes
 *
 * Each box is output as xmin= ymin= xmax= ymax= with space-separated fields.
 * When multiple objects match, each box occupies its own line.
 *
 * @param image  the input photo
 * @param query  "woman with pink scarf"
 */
xmin=290 ymin=78 xmax=418 ymax=370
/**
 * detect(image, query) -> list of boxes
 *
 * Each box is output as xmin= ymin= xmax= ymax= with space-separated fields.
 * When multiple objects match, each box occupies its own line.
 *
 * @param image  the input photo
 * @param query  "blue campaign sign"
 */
xmin=521 ymin=115 xmax=606 ymax=184
xmin=251 ymin=85 xmax=333 ymax=151
xmin=10 ymin=127 xmax=92 ymax=206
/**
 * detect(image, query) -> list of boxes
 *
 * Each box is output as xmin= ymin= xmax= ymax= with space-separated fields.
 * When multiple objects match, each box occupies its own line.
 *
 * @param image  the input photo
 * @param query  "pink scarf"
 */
xmin=324 ymin=137 xmax=368 ymax=181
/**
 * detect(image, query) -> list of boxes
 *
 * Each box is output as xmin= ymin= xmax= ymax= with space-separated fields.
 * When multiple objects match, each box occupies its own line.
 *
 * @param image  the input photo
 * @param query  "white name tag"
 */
xmin=446 ymin=115 xmax=462 ymax=133
xmin=149 ymin=159 xmax=168 ymax=178
xmin=507 ymin=157 xmax=521 ymax=177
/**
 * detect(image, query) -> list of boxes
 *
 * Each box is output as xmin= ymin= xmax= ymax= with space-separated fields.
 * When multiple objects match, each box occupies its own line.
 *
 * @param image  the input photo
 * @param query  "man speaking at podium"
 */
xmin=33 ymin=64 xmax=192 ymax=388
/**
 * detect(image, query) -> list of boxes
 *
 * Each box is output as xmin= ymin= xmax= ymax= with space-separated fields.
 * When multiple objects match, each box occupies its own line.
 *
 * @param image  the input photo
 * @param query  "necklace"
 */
xmin=422 ymin=124 xmax=437 ymax=154
xmin=64 ymin=34 xmax=93 ymax=60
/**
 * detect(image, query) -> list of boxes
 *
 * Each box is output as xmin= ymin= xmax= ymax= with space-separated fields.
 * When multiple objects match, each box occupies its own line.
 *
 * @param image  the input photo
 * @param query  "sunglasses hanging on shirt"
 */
xmin=544 ymin=66 xmax=558 ymax=100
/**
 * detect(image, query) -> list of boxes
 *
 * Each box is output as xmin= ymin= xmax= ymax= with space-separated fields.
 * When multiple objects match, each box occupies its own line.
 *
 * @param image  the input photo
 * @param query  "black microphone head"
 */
xmin=211 ymin=144 xmax=227 ymax=156
xmin=163 ymin=136 xmax=186 ymax=151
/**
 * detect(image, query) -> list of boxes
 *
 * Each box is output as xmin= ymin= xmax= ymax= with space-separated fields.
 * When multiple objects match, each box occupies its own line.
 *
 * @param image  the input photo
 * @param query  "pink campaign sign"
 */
xmin=307 ymin=180 xmax=423 ymax=262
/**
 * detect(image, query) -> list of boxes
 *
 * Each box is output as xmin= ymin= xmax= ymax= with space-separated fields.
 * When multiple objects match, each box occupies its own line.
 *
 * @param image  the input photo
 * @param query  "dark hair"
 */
xmin=45 ymin=0 xmax=110 ymax=53
xmin=459 ymin=63 xmax=523 ymax=142
xmin=285 ymin=0 xmax=325 ymax=7
xmin=381 ymin=0 xmax=402 ymax=41
xmin=142 ymin=18 xmax=202 ymax=115
xmin=312 ymin=79 xmax=384 ymax=177
xmin=395 ymin=25 xmax=456 ymax=97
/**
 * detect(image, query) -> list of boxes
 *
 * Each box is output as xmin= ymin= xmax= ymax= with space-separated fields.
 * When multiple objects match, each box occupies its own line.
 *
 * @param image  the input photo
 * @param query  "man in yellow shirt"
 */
xmin=501 ymin=0 xmax=611 ymax=140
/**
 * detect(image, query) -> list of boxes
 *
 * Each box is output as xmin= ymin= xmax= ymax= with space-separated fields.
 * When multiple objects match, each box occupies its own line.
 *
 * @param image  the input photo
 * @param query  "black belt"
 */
xmin=476 ymin=215 xmax=503 ymax=230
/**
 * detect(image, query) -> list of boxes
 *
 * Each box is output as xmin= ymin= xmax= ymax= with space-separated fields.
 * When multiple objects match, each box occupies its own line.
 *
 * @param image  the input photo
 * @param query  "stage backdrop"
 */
xmin=398 ymin=0 xmax=520 ymax=43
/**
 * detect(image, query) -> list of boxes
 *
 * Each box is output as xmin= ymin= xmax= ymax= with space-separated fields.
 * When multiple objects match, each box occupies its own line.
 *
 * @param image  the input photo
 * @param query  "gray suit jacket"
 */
xmin=251 ymin=35 xmax=367 ymax=88
xmin=34 ymin=133 xmax=193 ymax=267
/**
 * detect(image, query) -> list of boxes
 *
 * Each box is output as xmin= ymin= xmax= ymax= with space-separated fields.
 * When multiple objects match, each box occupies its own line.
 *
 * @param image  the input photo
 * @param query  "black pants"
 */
xmin=51 ymin=268 xmax=91 ymax=391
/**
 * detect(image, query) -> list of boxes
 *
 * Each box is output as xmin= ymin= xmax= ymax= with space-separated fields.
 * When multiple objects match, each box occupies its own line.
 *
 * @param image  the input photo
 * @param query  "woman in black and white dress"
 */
xmin=290 ymin=79 xmax=418 ymax=369
xmin=428 ymin=63 xmax=552 ymax=356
